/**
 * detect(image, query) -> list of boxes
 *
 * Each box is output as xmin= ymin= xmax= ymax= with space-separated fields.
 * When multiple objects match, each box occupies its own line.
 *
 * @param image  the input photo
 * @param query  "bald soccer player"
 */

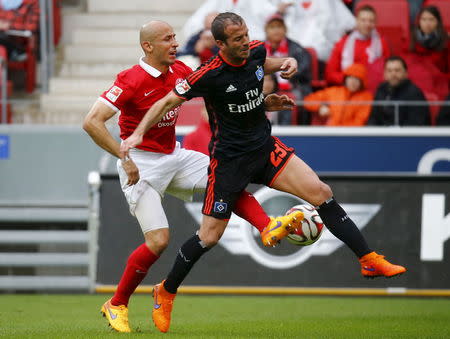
xmin=83 ymin=21 xmax=302 ymax=333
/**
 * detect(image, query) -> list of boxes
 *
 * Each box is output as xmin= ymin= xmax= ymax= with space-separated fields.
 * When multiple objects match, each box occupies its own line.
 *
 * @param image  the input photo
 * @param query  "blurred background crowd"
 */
xmin=0 ymin=0 xmax=449 ymax=127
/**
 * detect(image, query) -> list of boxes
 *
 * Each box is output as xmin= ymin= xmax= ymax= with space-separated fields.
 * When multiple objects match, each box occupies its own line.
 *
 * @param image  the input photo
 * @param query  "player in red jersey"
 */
xmin=121 ymin=13 xmax=406 ymax=333
xmin=83 ymin=20 xmax=301 ymax=333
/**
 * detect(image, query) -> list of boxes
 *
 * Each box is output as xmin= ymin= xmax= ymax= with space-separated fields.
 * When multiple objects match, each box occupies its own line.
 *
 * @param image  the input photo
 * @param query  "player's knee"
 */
xmin=144 ymin=229 xmax=169 ymax=255
xmin=309 ymin=182 xmax=333 ymax=206
xmin=199 ymin=233 xmax=220 ymax=247
xmin=198 ymin=230 xmax=222 ymax=248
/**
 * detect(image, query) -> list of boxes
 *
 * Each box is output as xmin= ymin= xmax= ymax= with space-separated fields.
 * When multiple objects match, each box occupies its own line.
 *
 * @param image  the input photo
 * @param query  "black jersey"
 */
xmin=173 ymin=40 xmax=271 ymax=159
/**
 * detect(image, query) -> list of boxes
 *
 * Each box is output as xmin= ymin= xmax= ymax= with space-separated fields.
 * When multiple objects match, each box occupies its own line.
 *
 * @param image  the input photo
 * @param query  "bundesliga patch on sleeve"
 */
xmin=106 ymin=86 xmax=123 ymax=102
xmin=175 ymin=79 xmax=191 ymax=95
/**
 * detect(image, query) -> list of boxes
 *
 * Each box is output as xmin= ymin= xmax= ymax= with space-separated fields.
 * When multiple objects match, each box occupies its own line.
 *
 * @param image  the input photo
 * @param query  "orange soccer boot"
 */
xmin=261 ymin=210 xmax=304 ymax=247
xmin=359 ymin=252 xmax=406 ymax=278
xmin=152 ymin=280 xmax=176 ymax=333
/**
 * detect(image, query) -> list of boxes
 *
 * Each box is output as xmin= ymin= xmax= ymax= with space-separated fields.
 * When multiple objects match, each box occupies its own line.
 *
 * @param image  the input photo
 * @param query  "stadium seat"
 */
xmin=424 ymin=0 xmax=450 ymax=32
xmin=305 ymin=47 xmax=327 ymax=89
xmin=355 ymin=0 xmax=410 ymax=55
xmin=53 ymin=0 xmax=62 ymax=46
xmin=7 ymin=32 xmax=37 ymax=93
xmin=424 ymin=91 xmax=440 ymax=125
xmin=0 ymin=46 xmax=13 ymax=123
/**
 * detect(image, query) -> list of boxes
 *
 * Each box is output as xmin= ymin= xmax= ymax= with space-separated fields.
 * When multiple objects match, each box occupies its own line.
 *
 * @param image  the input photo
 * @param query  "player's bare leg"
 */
xmin=271 ymin=155 xmax=406 ymax=278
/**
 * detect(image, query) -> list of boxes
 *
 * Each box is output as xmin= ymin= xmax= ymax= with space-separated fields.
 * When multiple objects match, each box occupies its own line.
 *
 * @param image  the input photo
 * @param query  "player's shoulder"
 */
xmin=170 ymin=60 xmax=192 ymax=78
xmin=249 ymin=40 xmax=266 ymax=59
xmin=249 ymin=40 xmax=264 ymax=50
xmin=114 ymin=64 xmax=144 ymax=87
xmin=186 ymin=54 xmax=223 ymax=85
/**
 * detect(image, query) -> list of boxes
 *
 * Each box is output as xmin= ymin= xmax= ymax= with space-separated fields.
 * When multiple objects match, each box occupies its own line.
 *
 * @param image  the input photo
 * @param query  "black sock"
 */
xmin=164 ymin=234 xmax=209 ymax=294
xmin=317 ymin=198 xmax=371 ymax=258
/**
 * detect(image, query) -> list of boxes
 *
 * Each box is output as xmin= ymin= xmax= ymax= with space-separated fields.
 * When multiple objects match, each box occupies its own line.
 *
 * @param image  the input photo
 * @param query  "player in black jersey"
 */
xmin=120 ymin=12 xmax=406 ymax=333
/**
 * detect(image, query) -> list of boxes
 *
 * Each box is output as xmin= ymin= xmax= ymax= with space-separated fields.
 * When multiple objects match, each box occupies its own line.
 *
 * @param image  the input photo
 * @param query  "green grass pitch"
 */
xmin=1 ymin=294 xmax=449 ymax=338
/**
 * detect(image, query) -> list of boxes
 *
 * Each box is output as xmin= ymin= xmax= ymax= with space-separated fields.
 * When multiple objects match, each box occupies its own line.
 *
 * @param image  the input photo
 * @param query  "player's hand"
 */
xmin=120 ymin=133 xmax=143 ymax=160
xmin=264 ymin=93 xmax=295 ymax=111
xmin=280 ymin=57 xmax=298 ymax=79
xmin=122 ymin=157 xmax=140 ymax=186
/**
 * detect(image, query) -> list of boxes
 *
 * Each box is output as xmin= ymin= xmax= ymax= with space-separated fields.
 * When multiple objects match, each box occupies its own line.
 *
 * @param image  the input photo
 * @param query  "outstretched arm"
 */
xmin=120 ymin=91 xmax=185 ymax=157
xmin=83 ymin=100 xmax=139 ymax=185
xmin=264 ymin=57 xmax=298 ymax=79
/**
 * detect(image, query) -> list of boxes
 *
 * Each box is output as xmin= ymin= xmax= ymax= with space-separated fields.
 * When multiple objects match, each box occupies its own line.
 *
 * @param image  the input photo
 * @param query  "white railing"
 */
xmin=0 ymin=54 xmax=6 ymax=123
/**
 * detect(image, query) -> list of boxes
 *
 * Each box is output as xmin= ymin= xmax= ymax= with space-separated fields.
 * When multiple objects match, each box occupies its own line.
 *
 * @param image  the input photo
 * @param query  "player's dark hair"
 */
xmin=385 ymin=56 xmax=408 ymax=71
xmin=211 ymin=12 xmax=244 ymax=42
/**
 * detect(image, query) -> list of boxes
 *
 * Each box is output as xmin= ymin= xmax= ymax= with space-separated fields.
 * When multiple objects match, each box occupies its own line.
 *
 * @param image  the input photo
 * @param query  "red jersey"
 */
xmin=100 ymin=58 xmax=192 ymax=154
xmin=325 ymin=34 xmax=390 ymax=85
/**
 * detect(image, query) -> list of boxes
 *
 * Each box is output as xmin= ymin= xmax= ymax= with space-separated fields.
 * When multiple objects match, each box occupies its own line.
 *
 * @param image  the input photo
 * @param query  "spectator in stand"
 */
xmin=178 ymin=12 xmax=219 ymax=65
xmin=436 ymin=93 xmax=450 ymax=125
xmin=368 ymin=56 xmax=430 ymax=126
xmin=304 ymin=63 xmax=373 ymax=126
xmin=182 ymin=107 xmax=211 ymax=156
xmin=325 ymin=5 xmax=390 ymax=90
xmin=182 ymin=0 xmax=292 ymax=42
xmin=0 ymin=0 xmax=39 ymax=61
xmin=271 ymin=0 xmax=355 ymax=62
xmin=264 ymin=13 xmax=312 ymax=125
xmin=410 ymin=6 xmax=449 ymax=75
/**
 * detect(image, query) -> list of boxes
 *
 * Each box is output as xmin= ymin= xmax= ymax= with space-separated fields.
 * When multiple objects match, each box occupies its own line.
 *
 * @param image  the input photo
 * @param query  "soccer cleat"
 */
xmin=152 ymin=280 xmax=176 ymax=333
xmin=100 ymin=298 xmax=131 ymax=333
xmin=261 ymin=210 xmax=304 ymax=247
xmin=359 ymin=252 xmax=406 ymax=278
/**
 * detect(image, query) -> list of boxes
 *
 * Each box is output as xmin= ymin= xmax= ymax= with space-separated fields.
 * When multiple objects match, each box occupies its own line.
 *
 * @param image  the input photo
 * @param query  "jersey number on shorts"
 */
xmin=270 ymin=142 xmax=287 ymax=167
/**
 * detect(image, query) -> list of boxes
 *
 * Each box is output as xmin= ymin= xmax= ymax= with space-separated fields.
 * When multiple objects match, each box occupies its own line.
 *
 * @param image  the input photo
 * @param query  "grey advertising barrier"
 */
xmin=96 ymin=174 xmax=450 ymax=293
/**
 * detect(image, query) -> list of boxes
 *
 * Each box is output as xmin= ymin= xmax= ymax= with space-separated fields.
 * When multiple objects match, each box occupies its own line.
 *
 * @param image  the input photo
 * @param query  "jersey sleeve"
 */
xmin=250 ymin=40 xmax=267 ymax=61
xmin=99 ymin=71 xmax=135 ymax=111
xmin=173 ymin=68 xmax=211 ymax=100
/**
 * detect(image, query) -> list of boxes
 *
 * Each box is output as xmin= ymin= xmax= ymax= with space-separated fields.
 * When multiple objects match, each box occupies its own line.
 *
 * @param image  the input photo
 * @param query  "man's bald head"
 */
xmin=139 ymin=20 xmax=178 ymax=68
xmin=140 ymin=20 xmax=172 ymax=46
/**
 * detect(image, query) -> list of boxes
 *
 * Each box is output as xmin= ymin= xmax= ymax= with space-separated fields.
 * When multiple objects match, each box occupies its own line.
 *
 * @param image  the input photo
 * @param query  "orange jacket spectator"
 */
xmin=305 ymin=63 xmax=373 ymax=126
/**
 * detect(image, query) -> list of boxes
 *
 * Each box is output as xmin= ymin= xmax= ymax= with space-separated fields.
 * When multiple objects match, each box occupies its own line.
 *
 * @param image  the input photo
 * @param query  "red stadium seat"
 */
xmin=305 ymin=47 xmax=327 ymax=89
xmin=177 ymin=98 xmax=204 ymax=125
xmin=424 ymin=0 xmax=450 ymax=32
xmin=8 ymin=33 xmax=37 ymax=93
xmin=0 ymin=46 xmax=14 ymax=123
xmin=424 ymin=91 xmax=440 ymax=125
xmin=53 ymin=0 xmax=62 ymax=46
xmin=355 ymin=0 xmax=410 ymax=55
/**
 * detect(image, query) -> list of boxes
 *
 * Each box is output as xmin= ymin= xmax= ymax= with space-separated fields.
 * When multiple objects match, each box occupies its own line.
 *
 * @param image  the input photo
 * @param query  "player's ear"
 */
xmin=216 ymin=39 xmax=225 ymax=50
xmin=141 ymin=41 xmax=153 ymax=53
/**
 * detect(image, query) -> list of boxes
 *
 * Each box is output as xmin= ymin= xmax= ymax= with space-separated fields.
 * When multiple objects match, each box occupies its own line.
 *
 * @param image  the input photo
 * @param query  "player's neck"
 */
xmin=143 ymin=56 xmax=170 ymax=74
xmin=219 ymin=51 xmax=246 ymax=67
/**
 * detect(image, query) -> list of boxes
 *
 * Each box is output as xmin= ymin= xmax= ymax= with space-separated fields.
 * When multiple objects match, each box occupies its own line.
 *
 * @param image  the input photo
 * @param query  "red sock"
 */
xmin=111 ymin=243 xmax=159 ymax=306
xmin=233 ymin=190 xmax=270 ymax=232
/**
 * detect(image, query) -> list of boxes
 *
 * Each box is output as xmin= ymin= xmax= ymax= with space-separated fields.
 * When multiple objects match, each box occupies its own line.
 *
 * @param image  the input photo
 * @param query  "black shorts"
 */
xmin=202 ymin=136 xmax=295 ymax=219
